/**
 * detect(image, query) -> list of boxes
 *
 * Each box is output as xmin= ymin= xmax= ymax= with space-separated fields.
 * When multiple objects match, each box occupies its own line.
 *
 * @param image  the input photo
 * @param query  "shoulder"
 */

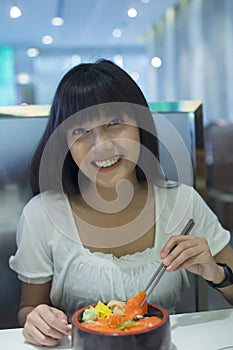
xmin=154 ymin=182 xmax=198 ymax=232
xmin=155 ymin=181 xmax=195 ymax=199
xmin=20 ymin=190 xmax=76 ymax=240
xmin=22 ymin=190 xmax=67 ymax=218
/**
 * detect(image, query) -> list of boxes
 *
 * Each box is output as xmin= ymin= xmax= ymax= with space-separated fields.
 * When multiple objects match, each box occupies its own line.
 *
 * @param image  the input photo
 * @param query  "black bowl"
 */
xmin=72 ymin=303 xmax=171 ymax=350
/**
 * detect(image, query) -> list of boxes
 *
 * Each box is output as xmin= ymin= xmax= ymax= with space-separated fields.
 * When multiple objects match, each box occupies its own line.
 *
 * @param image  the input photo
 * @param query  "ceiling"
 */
xmin=0 ymin=0 xmax=180 ymax=50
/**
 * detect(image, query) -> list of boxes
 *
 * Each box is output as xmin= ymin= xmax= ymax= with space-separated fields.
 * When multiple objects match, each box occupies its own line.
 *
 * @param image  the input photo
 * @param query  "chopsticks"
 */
xmin=140 ymin=218 xmax=195 ymax=307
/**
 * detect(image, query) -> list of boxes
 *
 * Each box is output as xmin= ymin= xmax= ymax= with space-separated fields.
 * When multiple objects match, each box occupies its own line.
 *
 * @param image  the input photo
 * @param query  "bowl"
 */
xmin=72 ymin=303 xmax=171 ymax=350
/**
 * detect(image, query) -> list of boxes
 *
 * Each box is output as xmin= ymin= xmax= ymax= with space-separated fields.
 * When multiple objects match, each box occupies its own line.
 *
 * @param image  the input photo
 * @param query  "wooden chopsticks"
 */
xmin=140 ymin=218 xmax=195 ymax=307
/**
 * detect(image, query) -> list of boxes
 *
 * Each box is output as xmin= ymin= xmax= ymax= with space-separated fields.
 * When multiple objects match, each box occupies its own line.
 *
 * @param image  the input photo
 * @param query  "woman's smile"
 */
xmin=92 ymin=156 xmax=122 ymax=171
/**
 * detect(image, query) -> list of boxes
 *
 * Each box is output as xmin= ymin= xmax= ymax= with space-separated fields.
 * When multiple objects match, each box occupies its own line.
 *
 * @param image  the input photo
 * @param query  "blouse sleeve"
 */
xmin=9 ymin=197 xmax=53 ymax=284
xmin=190 ymin=187 xmax=231 ymax=256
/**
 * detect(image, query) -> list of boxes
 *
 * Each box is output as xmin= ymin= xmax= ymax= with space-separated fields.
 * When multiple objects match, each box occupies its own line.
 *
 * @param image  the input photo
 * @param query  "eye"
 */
xmin=107 ymin=118 xmax=124 ymax=127
xmin=72 ymin=127 xmax=89 ymax=136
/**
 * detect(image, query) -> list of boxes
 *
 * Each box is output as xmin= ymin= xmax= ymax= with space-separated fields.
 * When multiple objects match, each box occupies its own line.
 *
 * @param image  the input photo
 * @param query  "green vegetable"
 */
xmin=82 ymin=308 xmax=98 ymax=322
xmin=117 ymin=320 xmax=136 ymax=330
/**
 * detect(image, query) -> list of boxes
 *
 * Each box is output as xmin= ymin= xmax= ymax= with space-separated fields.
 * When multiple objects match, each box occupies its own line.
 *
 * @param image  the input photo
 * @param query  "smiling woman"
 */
xmin=8 ymin=59 xmax=233 ymax=348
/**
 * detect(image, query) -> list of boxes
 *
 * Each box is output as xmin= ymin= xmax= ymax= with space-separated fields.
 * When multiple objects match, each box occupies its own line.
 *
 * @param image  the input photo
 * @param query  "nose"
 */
xmin=91 ymin=126 xmax=114 ymax=149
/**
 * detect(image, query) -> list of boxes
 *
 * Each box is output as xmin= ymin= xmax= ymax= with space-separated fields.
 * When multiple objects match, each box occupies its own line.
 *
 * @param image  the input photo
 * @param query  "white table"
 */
xmin=1 ymin=308 xmax=233 ymax=350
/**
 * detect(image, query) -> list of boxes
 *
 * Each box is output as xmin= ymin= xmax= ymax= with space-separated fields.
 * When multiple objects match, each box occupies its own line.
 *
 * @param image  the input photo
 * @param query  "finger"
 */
xmin=50 ymin=306 xmax=69 ymax=324
xmin=49 ymin=306 xmax=70 ymax=333
xmin=164 ymin=246 xmax=204 ymax=271
xmin=37 ymin=305 xmax=70 ymax=335
xmin=163 ymin=239 xmax=199 ymax=265
xmin=28 ymin=310 xmax=68 ymax=340
xmin=164 ymin=236 xmax=211 ymax=271
xmin=23 ymin=326 xmax=62 ymax=347
xmin=160 ymin=235 xmax=196 ymax=259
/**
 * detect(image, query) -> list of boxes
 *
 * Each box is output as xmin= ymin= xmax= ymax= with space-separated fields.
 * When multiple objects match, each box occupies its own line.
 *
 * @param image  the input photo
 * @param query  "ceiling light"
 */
xmin=51 ymin=0 xmax=64 ymax=26
xmin=27 ymin=48 xmax=40 ymax=57
xmin=17 ymin=73 xmax=31 ymax=85
xmin=112 ymin=28 xmax=122 ymax=38
xmin=151 ymin=56 xmax=162 ymax=68
xmin=141 ymin=0 xmax=150 ymax=3
xmin=9 ymin=5 xmax=22 ymax=18
xmin=127 ymin=8 xmax=137 ymax=18
xmin=131 ymin=72 xmax=140 ymax=81
xmin=113 ymin=55 xmax=123 ymax=67
xmin=71 ymin=55 xmax=81 ymax=66
xmin=42 ymin=35 xmax=53 ymax=45
xmin=51 ymin=16 xmax=64 ymax=26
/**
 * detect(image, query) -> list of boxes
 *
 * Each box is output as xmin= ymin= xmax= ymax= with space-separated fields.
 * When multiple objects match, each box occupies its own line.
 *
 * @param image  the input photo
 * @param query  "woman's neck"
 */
xmin=69 ymin=179 xmax=155 ymax=256
xmin=81 ymin=174 xmax=146 ymax=212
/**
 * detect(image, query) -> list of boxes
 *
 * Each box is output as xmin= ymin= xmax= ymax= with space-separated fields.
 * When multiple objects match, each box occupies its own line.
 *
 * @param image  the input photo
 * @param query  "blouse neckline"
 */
xmin=63 ymin=186 xmax=160 ymax=261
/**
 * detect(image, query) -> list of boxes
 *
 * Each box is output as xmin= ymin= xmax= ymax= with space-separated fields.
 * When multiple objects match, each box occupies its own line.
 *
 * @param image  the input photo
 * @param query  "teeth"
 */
xmin=95 ymin=157 xmax=120 ymax=168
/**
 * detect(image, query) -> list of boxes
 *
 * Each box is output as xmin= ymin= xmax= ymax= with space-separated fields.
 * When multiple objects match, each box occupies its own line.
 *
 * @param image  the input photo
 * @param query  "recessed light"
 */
xmin=128 ymin=8 xmax=137 ymax=18
xmin=151 ymin=56 xmax=162 ymax=68
xmin=9 ymin=6 xmax=22 ymax=18
xmin=112 ymin=28 xmax=122 ymax=38
xmin=17 ymin=73 xmax=31 ymax=84
xmin=42 ymin=35 xmax=53 ymax=45
xmin=27 ymin=48 xmax=40 ymax=57
xmin=131 ymin=72 xmax=140 ymax=81
xmin=71 ymin=55 xmax=81 ymax=65
xmin=113 ymin=55 xmax=123 ymax=67
xmin=51 ymin=16 xmax=64 ymax=26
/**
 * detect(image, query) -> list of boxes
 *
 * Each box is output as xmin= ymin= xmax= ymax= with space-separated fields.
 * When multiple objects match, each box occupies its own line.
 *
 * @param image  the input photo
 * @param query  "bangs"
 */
xmin=60 ymin=102 xmax=145 ymax=134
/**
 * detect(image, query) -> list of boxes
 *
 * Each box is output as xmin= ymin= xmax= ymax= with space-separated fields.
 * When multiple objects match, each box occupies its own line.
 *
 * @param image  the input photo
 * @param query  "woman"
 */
xmin=10 ymin=59 xmax=233 ymax=347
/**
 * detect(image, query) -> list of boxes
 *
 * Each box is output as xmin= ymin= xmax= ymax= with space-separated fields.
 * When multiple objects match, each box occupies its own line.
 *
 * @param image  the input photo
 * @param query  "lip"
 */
xmin=93 ymin=157 xmax=123 ymax=172
xmin=92 ymin=154 xmax=122 ymax=163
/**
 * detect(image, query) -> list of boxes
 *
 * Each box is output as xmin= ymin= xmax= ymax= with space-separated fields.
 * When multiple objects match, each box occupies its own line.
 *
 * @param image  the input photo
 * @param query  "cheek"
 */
xmin=124 ymin=128 xmax=141 ymax=162
xmin=69 ymin=143 xmax=88 ymax=169
xmin=129 ymin=142 xmax=141 ymax=164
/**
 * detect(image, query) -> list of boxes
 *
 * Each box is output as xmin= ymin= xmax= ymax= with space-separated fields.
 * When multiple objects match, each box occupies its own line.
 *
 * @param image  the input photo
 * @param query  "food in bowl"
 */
xmin=72 ymin=291 xmax=171 ymax=350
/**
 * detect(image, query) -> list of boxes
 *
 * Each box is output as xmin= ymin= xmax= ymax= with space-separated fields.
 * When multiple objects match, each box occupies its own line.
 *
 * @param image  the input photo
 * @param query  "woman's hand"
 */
xmin=22 ymin=304 xmax=71 ymax=347
xmin=160 ymin=235 xmax=225 ymax=283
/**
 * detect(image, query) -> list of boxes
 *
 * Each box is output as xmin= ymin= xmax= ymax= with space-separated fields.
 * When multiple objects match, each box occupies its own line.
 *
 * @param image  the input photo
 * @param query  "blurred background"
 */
xmin=0 ymin=0 xmax=233 ymax=328
xmin=0 ymin=0 xmax=232 ymax=125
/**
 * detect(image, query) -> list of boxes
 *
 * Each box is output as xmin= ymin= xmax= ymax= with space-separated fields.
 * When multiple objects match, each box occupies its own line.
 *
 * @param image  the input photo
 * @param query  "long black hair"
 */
xmin=31 ymin=59 xmax=162 ymax=195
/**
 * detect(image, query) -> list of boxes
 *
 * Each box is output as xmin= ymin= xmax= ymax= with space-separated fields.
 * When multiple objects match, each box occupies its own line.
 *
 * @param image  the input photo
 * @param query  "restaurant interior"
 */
xmin=0 ymin=0 xmax=233 ymax=333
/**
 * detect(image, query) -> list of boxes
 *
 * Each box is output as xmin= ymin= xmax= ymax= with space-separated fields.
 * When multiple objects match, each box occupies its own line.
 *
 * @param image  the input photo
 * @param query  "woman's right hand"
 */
xmin=22 ymin=304 xmax=71 ymax=347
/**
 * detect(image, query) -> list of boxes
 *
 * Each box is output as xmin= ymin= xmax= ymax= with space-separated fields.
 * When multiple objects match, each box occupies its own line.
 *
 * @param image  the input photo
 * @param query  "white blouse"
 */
xmin=9 ymin=184 xmax=230 ymax=321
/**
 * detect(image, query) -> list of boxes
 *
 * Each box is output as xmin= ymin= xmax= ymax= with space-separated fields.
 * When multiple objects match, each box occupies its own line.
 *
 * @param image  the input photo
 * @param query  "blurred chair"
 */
xmin=0 ymin=108 xmax=48 ymax=329
xmin=0 ymin=231 xmax=21 ymax=328
xmin=205 ymin=123 xmax=233 ymax=232
xmin=152 ymin=101 xmax=205 ymax=313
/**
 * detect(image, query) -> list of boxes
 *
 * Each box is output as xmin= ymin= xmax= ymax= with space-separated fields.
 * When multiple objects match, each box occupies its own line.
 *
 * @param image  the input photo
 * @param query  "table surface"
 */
xmin=1 ymin=308 xmax=233 ymax=350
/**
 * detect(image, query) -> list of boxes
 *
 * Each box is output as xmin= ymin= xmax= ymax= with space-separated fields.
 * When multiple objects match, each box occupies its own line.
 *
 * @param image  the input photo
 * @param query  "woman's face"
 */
xmin=66 ymin=113 xmax=141 ymax=188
